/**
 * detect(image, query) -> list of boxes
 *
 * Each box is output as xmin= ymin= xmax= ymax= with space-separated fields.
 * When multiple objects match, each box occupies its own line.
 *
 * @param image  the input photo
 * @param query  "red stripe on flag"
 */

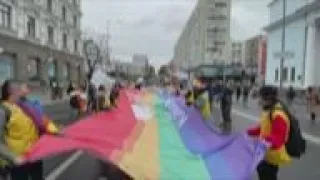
xmin=24 ymin=90 xmax=143 ymax=163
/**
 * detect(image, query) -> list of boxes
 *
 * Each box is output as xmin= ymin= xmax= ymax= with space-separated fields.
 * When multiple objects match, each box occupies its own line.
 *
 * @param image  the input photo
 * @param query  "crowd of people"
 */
xmin=0 ymin=79 xmax=125 ymax=180
xmin=66 ymin=81 xmax=123 ymax=120
xmin=0 ymin=77 xmax=308 ymax=180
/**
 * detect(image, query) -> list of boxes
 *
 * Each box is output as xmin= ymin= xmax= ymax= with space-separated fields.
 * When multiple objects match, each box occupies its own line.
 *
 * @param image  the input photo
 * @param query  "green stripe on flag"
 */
xmin=153 ymin=96 xmax=210 ymax=180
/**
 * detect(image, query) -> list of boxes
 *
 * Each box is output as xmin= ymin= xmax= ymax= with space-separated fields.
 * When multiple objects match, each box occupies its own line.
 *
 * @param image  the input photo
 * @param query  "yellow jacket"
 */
xmin=195 ymin=92 xmax=211 ymax=120
xmin=3 ymin=102 xmax=39 ymax=156
xmin=260 ymin=105 xmax=291 ymax=166
xmin=185 ymin=91 xmax=194 ymax=105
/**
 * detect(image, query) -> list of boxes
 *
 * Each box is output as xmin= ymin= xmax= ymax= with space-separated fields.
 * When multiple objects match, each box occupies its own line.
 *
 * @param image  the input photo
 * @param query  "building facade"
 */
xmin=231 ymin=41 xmax=244 ymax=64
xmin=132 ymin=54 xmax=149 ymax=67
xmin=257 ymin=36 xmax=267 ymax=83
xmin=265 ymin=0 xmax=320 ymax=88
xmin=243 ymin=35 xmax=265 ymax=67
xmin=172 ymin=0 xmax=231 ymax=70
xmin=0 ymin=0 xmax=84 ymax=88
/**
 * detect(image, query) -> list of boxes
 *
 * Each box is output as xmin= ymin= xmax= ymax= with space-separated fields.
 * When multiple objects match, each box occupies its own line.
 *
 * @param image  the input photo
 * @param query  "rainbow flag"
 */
xmin=116 ymin=89 xmax=267 ymax=179
xmin=25 ymin=89 xmax=267 ymax=180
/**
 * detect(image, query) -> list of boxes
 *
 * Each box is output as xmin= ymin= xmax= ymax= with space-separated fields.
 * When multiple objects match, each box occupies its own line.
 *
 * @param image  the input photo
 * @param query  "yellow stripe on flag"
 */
xmin=118 ymin=92 xmax=159 ymax=180
xmin=118 ymin=120 xmax=160 ymax=180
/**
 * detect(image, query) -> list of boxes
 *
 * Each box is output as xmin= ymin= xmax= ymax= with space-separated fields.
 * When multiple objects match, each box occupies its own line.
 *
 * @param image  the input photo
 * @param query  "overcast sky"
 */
xmin=82 ymin=0 xmax=270 ymax=67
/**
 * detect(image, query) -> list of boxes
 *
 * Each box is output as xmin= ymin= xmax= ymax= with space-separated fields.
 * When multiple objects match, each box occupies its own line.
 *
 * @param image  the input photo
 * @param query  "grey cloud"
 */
xmin=82 ymin=0 xmax=270 ymax=67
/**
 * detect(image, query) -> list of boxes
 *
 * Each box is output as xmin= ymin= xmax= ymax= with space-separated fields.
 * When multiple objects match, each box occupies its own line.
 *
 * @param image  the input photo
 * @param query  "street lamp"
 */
xmin=279 ymin=0 xmax=287 ymax=91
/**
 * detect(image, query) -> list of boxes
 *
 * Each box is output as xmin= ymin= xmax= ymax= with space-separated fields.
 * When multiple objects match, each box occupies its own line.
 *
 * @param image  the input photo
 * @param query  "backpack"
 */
xmin=0 ymin=104 xmax=11 ymax=126
xmin=270 ymin=103 xmax=306 ymax=158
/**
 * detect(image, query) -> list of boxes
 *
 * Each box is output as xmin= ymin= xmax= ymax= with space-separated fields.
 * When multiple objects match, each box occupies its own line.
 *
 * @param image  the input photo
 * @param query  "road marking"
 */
xmin=232 ymin=108 xmax=320 ymax=145
xmin=45 ymin=151 xmax=83 ymax=180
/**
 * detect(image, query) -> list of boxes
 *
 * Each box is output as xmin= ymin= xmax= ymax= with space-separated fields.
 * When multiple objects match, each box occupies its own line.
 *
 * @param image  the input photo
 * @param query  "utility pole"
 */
xmin=279 ymin=0 xmax=286 ymax=91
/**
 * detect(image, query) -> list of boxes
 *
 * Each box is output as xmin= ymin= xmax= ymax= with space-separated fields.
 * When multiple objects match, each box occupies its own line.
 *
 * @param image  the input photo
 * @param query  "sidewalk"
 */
xmin=29 ymin=92 xmax=69 ymax=106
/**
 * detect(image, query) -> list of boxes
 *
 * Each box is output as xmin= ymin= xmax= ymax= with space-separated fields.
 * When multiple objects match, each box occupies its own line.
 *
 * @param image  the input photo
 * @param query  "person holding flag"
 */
xmin=193 ymin=79 xmax=211 ymax=121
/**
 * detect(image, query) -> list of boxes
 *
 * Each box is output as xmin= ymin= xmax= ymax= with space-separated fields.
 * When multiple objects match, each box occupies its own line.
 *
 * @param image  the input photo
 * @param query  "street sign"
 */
xmin=273 ymin=51 xmax=294 ymax=59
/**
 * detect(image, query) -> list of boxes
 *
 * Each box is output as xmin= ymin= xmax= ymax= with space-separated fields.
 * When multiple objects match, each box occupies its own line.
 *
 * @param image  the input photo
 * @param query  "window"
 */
xmin=48 ymin=60 xmax=57 ymax=79
xmin=62 ymin=6 xmax=66 ymax=21
xmin=215 ymin=2 xmax=227 ymax=8
xmin=207 ymin=27 xmax=227 ymax=33
xmin=73 ymin=15 xmax=77 ymax=27
xmin=282 ymin=67 xmax=288 ymax=82
xmin=208 ymin=15 xmax=227 ymax=20
xmin=63 ymin=33 xmax=68 ymax=49
xmin=291 ymin=67 xmax=296 ymax=82
xmin=47 ymin=0 xmax=52 ymax=12
xmin=0 ymin=2 xmax=11 ymax=28
xmin=62 ymin=63 xmax=70 ymax=79
xmin=214 ymin=41 xmax=225 ymax=46
xmin=27 ymin=16 xmax=36 ymax=37
xmin=74 ymin=39 xmax=78 ymax=53
xmin=47 ymin=26 xmax=54 ymax=44
xmin=27 ymin=58 xmax=40 ymax=80
xmin=0 ymin=54 xmax=14 ymax=84
xmin=275 ymin=68 xmax=279 ymax=81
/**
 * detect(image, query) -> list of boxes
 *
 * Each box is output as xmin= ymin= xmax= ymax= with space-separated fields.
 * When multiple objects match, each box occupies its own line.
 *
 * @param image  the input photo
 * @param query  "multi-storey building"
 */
xmin=265 ymin=0 xmax=320 ymax=88
xmin=172 ymin=0 xmax=231 ymax=70
xmin=0 ymin=0 xmax=84 ymax=88
xmin=243 ymin=35 xmax=265 ymax=67
xmin=132 ymin=54 xmax=149 ymax=67
xmin=231 ymin=41 xmax=244 ymax=64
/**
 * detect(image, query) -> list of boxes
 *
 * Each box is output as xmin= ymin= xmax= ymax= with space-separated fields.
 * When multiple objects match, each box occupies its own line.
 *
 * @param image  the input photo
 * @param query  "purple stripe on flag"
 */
xmin=159 ymin=90 xmax=267 ymax=179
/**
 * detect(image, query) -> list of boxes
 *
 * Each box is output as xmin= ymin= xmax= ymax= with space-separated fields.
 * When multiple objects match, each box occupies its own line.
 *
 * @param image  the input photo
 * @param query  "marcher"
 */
xmin=236 ymin=83 xmax=241 ymax=102
xmin=88 ymin=83 xmax=97 ymax=112
xmin=0 ymin=81 xmax=24 ymax=179
xmin=242 ymin=82 xmax=250 ymax=107
xmin=185 ymin=89 xmax=194 ymax=106
xmin=193 ymin=80 xmax=211 ymax=121
xmin=67 ymin=81 xmax=76 ymax=95
xmin=110 ymin=84 xmax=120 ymax=108
xmin=286 ymin=86 xmax=296 ymax=107
xmin=220 ymin=81 xmax=233 ymax=133
xmin=306 ymin=86 xmax=319 ymax=124
xmin=247 ymin=86 xmax=291 ymax=180
xmin=97 ymin=85 xmax=110 ymax=111
xmin=70 ymin=87 xmax=88 ymax=119
xmin=0 ymin=80 xmax=61 ymax=180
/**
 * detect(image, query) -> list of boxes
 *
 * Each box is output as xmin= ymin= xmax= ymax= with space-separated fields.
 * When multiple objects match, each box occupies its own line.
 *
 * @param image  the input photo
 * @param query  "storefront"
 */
xmin=0 ymin=53 xmax=14 ymax=84
xmin=0 ymin=33 xmax=85 ymax=89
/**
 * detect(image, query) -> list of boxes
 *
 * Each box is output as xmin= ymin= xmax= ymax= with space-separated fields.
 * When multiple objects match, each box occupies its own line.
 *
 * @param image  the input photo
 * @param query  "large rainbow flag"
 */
xmin=25 ymin=88 xmax=268 ymax=180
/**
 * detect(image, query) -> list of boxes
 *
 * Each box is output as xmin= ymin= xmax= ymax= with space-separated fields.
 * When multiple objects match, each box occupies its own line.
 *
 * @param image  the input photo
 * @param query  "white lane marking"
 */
xmin=45 ymin=150 xmax=83 ymax=180
xmin=232 ymin=108 xmax=320 ymax=145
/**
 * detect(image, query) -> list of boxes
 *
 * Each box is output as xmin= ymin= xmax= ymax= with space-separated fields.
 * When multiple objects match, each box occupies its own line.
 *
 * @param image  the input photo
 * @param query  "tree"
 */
xmin=83 ymin=28 xmax=111 ymax=69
